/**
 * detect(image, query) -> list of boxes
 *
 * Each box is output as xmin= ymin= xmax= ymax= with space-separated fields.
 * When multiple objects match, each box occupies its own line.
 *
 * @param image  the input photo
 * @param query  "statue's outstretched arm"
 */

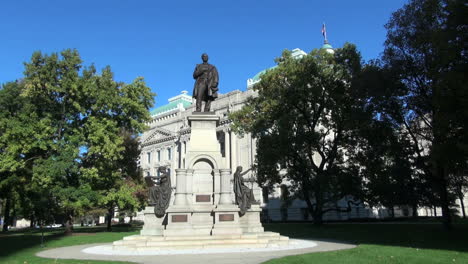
xmin=240 ymin=167 xmax=252 ymax=177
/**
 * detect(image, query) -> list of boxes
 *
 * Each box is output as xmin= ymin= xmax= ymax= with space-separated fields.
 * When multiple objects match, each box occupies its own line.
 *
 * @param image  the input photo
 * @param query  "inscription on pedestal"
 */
xmin=196 ymin=195 xmax=211 ymax=202
xmin=219 ymin=214 xmax=234 ymax=221
xmin=172 ymin=215 xmax=188 ymax=222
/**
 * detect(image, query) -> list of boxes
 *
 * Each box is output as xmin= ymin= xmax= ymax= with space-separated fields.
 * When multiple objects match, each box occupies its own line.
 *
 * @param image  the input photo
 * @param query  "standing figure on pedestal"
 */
xmin=144 ymin=166 xmax=172 ymax=218
xmin=233 ymin=166 xmax=256 ymax=216
xmin=193 ymin=53 xmax=219 ymax=112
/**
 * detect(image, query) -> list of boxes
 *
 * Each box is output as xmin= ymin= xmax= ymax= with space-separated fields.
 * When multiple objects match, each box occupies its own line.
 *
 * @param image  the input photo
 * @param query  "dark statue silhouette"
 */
xmin=145 ymin=166 xmax=172 ymax=218
xmin=192 ymin=53 xmax=219 ymax=112
xmin=233 ymin=166 xmax=257 ymax=216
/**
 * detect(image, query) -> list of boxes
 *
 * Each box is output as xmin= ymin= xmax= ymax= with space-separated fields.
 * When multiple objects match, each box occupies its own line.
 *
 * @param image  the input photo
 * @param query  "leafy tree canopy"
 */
xmin=231 ymin=44 xmax=370 ymax=224
xmin=0 ymin=49 xmax=154 ymax=231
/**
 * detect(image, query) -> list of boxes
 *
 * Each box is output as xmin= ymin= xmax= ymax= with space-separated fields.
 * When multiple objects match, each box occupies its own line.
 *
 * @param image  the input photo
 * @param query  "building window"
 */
xmin=147 ymin=152 xmax=151 ymax=163
xmin=157 ymin=150 xmax=161 ymax=161
xmin=157 ymin=169 xmax=160 ymax=177
xmin=167 ymin=147 xmax=172 ymax=160
xmin=146 ymin=171 xmax=150 ymax=177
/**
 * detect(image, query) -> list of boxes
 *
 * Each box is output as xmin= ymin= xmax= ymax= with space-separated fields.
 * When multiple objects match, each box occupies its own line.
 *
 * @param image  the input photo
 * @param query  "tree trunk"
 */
xmin=313 ymin=191 xmax=323 ymax=225
xmin=106 ymin=208 xmax=113 ymax=231
xmin=459 ymin=195 xmax=466 ymax=219
xmin=64 ymin=214 xmax=73 ymax=235
xmin=412 ymin=204 xmax=418 ymax=218
xmin=434 ymin=206 xmax=437 ymax=217
xmin=29 ymin=214 xmax=35 ymax=228
xmin=390 ymin=206 xmax=395 ymax=218
xmin=312 ymin=211 xmax=323 ymax=225
xmin=437 ymin=165 xmax=452 ymax=230
xmin=302 ymin=187 xmax=323 ymax=225
xmin=2 ymin=196 xmax=11 ymax=232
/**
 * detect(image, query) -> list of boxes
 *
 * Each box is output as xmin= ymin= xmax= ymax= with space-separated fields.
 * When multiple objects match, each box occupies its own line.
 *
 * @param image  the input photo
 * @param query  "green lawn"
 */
xmin=263 ymin=219 xmax=468 ymax=264
xmin=0 ymin=226 xmax=139 ymax=264
xmin=0 ymin=220 xmax=467 ymax=264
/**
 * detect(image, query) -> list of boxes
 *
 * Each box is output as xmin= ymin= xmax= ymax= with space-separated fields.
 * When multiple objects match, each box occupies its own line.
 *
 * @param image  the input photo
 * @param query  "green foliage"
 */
xmin=0 ymin=49 xmax=154 ymax=230
xmin=382 ymin=0 xmax=468 ymax=227
xmin=231 ymin=44 xmax=369 ymax=224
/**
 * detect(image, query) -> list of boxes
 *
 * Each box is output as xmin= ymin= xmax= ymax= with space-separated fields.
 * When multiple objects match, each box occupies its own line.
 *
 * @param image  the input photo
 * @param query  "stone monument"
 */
xmin=113 ymin=56 xmax=288 ymax=251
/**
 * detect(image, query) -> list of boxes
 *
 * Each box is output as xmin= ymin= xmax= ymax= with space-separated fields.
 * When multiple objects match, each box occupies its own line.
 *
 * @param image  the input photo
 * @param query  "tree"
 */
xmin=449 ymin=162 xmax=468 ymax=218
xmin=0 ymin=49 xmax=154 ymax=232
xmin=383 ymin=0 xmax=468 ymax=228
xmin=0 ymin=80 xmax=42 ymax=231
xmin=231 ymin=44 xmax=368 ymax=225
xmin=343 ymin=61 xmax=431 ymax=218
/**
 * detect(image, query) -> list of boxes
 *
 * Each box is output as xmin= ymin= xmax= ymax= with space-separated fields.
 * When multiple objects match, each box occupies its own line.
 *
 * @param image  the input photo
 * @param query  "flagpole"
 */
xmin=322 ymin=22 xmax=328 ymax=44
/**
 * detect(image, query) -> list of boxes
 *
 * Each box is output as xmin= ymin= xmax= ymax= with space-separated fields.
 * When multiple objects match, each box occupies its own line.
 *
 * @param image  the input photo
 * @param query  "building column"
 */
xmin=181 ymin=140 xmax=186 ymax=169
xmin=174 ymin=169 xmax=187 ymax=205
xmin=219 ymin=169 xmax=233 ymax=204
xmin=224 ymin=129 xmax=231 ymax=169
xmin=230 ymin=130 xmax=237 ymax=169
xmin=175 ymin=139 xmax=182 ymax=169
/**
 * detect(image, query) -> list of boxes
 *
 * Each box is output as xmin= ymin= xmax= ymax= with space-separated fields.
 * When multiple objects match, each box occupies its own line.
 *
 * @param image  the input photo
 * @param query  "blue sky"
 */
xmin=1 ymin=0 xmax=408 ymax=109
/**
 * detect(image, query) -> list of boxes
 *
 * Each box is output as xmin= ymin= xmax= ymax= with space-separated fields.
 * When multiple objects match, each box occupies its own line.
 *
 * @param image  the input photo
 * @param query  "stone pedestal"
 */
xmin=185 ymin=113 xmax=223 ymax=170
xmin=140 ymin=207 xmax=165 ymax=236
xmin=212 ymin=204 xmax=243 ymax=235
xmin=163 ymin=113 xmax=224 ymax=237
xmin=240 ymin=205 xmax=265 ymax=233
xmin=113 ymin=112 xmax=288 ymax=249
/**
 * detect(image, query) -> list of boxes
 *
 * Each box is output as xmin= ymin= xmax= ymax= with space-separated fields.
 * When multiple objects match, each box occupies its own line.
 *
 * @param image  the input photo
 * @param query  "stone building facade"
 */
xmin=139 ymin=45 xmax=467 ymax=221
xmin=139 ymin=88 xmax=370 ymax=221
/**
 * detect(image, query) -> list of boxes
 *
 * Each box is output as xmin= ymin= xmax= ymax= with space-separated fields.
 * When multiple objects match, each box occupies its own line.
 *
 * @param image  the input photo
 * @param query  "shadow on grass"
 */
xmin=0 ymin=231 xmax=65 ymax=258
xmin=0 ymin=225 xmax=140 ymax=259
xmin=264 ymin=221 xmax=468 ymax=253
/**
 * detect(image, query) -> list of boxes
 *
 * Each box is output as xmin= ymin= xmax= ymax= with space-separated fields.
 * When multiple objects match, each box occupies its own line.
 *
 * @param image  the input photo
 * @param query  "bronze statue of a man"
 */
xmin=193 ymin=53 xmax=219 ymax=112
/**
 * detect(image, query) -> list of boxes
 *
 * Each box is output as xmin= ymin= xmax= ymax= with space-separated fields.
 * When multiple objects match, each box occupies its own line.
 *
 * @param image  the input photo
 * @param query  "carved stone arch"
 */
xmin=193 ymin=158 xmax=214 ymax=170
xmin=191 ymin=157 xmax=216 ymax=201
xmin=188 ymin=154 xmax=218 ymax=170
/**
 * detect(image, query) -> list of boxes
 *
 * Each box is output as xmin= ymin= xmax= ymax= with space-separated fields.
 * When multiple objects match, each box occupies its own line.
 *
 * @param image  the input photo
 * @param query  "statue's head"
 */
xmin=201 ymin=53 xmax=209 ymax=63
xmin=236 ymin=166 xmax=243 ymax=173
xmin=158 ymin=166 xmax=167 ymax=173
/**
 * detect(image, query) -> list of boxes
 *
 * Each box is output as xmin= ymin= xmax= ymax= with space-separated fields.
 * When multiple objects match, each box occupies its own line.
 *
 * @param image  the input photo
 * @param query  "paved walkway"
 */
xmin=36 ymin=239 xmax=355 ymax=264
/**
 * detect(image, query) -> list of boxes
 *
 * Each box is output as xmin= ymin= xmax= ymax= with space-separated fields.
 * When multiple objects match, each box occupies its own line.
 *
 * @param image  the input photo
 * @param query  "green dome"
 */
xmin=322 ymin=43 xmax=333 ymax=50
xmin=150 ymin=98 xmax=192 ymax=116
xmin=251 ymin=65 xmax=278 ymax=82
xmin=252 ymin=69 xmax=267 ymax=82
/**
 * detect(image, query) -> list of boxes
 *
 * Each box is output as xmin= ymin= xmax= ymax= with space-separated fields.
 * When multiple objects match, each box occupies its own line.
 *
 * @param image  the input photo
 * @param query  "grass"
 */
xmin=0 ymin=219 xmax=467 ymax=264
xmin=263 ymin=219 xmax=468 ymax=264
xmin=0 ymin=226 xmax=139 ymax=264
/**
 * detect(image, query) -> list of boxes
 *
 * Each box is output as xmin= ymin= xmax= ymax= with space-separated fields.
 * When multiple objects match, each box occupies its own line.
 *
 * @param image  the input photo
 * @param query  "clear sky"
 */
xmin=1 ymin=0 xmax=408 ymax=109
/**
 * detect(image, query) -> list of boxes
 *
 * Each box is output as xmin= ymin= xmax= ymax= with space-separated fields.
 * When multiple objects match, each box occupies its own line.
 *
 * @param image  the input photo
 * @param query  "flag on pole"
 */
xmin=321 ymin=23 xmax=327 ymax=42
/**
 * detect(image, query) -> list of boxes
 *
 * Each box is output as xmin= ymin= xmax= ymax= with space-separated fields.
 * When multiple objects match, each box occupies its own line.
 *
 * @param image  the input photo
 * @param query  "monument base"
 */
xmin=113 ymin=112 xmax=289 ymax=250
xmin=139 ymin=207 xmax=165 ymax=236
xmin=240 ymin=205 xmax=265 ymax=233
xmin=113 ymin=206 xmax=288 ymax=250
xmin=212 ymin=204 xmax=243 ymax=235
xmin=113 ymin=231 xmax=289 ymax=251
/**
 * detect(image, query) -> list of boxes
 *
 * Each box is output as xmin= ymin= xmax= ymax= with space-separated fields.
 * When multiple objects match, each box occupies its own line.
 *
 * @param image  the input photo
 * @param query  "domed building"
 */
xmin=321 ymin=42 xmax=334 ymax=54
xmin=247 ymin=48 xmax=307 ymax=89
xmin=138 ymin=35 xmax=443 ymax=222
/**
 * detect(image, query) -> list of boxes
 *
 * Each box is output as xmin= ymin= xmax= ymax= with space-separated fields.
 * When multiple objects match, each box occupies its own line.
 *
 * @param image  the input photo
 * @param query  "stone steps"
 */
xmin=113 ymin=232 xmax=289 ymax=251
